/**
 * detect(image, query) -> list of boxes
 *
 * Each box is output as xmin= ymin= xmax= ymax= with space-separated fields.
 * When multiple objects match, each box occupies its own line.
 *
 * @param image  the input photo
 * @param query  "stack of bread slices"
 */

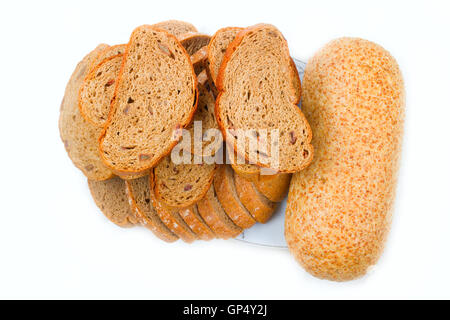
xmin=59 ymin=21 xmax=313 ymax=242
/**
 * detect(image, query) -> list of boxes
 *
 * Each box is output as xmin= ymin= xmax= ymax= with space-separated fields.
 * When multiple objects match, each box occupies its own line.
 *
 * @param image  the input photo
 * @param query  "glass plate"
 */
xmin=235 ymin=58 xmax=306 ymax=248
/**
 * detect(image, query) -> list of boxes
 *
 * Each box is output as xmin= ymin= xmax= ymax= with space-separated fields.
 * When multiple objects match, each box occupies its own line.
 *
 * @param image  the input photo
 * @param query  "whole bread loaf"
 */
xmin=99 ymin=25 xmax=198 ymax=177
xmin=59 ymin=44 xmax=114 ymax=181
xmin=215 ymin=24 xmax=313 ymax=173
xmin=285 ymin=38 xmax=405 ymax=281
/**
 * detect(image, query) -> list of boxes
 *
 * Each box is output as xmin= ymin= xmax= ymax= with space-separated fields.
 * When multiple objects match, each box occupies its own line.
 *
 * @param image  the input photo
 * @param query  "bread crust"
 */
xmin=285 ymin=37 xmax=405 ymax=281
xmin=98 ymin=25 xmax=198 ymax=179
xmin=234 ymin=173 xmax=277 ymax=223
xmin=213 ymin=166 xmax=256 ymax=228
xmin=178 ymin=205 xmax=215 ymax=241
xmin=254 ymin=173 xmax=292 ymax=202
xmin=215 ymin=24 xmax=314 ymax=173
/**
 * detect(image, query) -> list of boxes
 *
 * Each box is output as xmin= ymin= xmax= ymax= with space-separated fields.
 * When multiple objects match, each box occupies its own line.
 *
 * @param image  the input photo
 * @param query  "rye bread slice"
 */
xmin=149 ymin=175 xmax=197 ymax=243
xmin=152 ymin=20 xmax=197 ymax=37
xmin=88 ymin=177 xmax=138 ymax=227
xmin=99 ymin=25 xmax=198 ymax=177
xmin=216 ymin=24 xmax=313 ymax=173
xmin=153 ymin=154 xmax=216 ymax=208
xmin=78 ymin=45 xmax=126 ymax=126
xmin=125 ymin=176 xmax=178 ymax=242
xmin=226 ymin=144 xmax=260 ymax=182
xmin=185 ymin=84 xmax=222 ymax=158
xmin=208 ymin=26 xmax=301 ymax=104
xmin=234 ymin=173 xmax=277 ymax=223
xmin=254 ymin=172 xmax=291 ymax=202
xmin=178 ymin=32 xmax=211 ymax=55
xmin=214 ymin=165 xmax=256 ymax=228
xmin=59 ymin=44 xmax=114 ymax=181
xmin=197 ymin=185 xmax=242 ymax=239
xmin=179 ymin=205 xmax=215 ymax=241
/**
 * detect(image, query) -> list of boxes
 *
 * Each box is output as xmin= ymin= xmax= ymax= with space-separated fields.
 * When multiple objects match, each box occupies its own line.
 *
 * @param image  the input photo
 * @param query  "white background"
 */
xmin=0 ymin=0 xmax=449 ymax=299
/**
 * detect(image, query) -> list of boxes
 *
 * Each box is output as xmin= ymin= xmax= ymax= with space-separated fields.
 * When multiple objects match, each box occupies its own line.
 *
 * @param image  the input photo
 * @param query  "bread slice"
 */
xmin=197 ymin=185 xmax=242 ymax=239
xmin=153 ymin=154 xmax=216 ymax=208
xmin=208 ymin=26 xmax=301 ymax=104
xmin=99 ymin=25 xmax=198 ymax=177
xmin=179 ymin=205 xmax=215 ymax=241
xmin=59 ymin=44 xmax=114 ymax=181
xmin=191 ymin=46 xmax=208 ymax=75
xmin=226 ymin=144 xmax=260 ymax=183
xmin=216 ymin=24 xmax=313 ymax=173
xmin=213 ymin=165 xmax=256 ymax=228
xmin=88 ymin=177 xmax=138 ymax=227
xmin=152 ymin=20 xmax=197 ymax=37
xmin=125 ymin=176 xmax=178 ymax=242
xmin=234 ymin=173 xmax=277 ymax=223
xmin=178 ymin=32 xmax=211 ymax=55
xmin=78 ymin=45 xmax=126 ymax=126
xmin=149 ymin=179 xmax=197 ymax=243
xmin=254 ymin=173 xmax=291 ymax=202
xmin=185 ymin=84 xmax=222 ymax=158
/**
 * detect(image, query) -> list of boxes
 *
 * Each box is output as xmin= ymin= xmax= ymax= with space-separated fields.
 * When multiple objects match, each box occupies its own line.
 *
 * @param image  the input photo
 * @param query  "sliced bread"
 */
xmin=215 ymin=24 xmax=313 ymax=173
xmin=226 ymin=144 xmax=260 ymax=183
xmin=153 ymin=154 xmax=216 ymax=208
xmin=99 ymin=25 xmax=198 ymax=177
xmin=88 ymin=177 xmax=138 ymax=227
xmin=152 ymin=20 xmax=197 ymax=37
xmin=185 ymin=84 xmax=222 ymax=158
xmin=197 ymin=185 xmax=242 ymax=239
xmin=59 ymin=44 xmax=114 ymax=181
xmin=179 ymin=205 xmax=215 ymax=241
xmin=78 ymin=45 xmax=126 ymax=126
xmin=178 ymin=32 xmax=211 ymax=55
xmin=125 ymin=176 xmax=178 ymax=242
xmin=213 ymin=165 xmax=256 ymax=228
xmin=149 ymin=179 xmax=198 ymax=243
xmin=191 ymin=46 xmax=208 ymax=75
xmin=234 ymin=173 xmax=277 ymax=223
xmin=254 ymin=172 xmax=291 ymax=202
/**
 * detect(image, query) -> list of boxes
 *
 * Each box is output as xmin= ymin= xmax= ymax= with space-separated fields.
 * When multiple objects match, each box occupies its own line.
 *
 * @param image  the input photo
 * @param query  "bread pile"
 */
xmin=60 ymin=21 xmax=405 ymax=281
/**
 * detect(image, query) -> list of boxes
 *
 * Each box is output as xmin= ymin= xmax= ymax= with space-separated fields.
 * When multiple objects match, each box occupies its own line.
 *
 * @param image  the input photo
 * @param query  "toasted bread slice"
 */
xmin=216 ymin=24 xmax=313 ymax=173
xmin=179 ymin=205 xmax=215 ymax=241
xmin=149 ymin=180 xmax=197 ymax=243
xmin=125 ymin=176 xmax=178 ymax=242
xmin=254 ymin=172 xmax=291 ymax=202
xmin=59 ymin=44 xmax=114 ymax=181
xmin=99 ymin=25 xmax=198 ymax=177
xmin=197 ymin=185 xmax=242 ymax=239
xmin=153 ymin=20 xmax=197 ymax=37
xmin=153 ymin=154 xmax=216 ymax=208
xmin=88 ymin=177 xmax=138 ymax=227
xmin=185 ymin=84 xmax=222 ymax=158
xmin=178 ymin=32 xmax=211 ymax=55
xmin=234 ymin=173 xmax=277 ymax=223
xmin=78 ymin=45 xmax=126 ymax=126
xmin=214 ymin=165 xmax=256 ymax=228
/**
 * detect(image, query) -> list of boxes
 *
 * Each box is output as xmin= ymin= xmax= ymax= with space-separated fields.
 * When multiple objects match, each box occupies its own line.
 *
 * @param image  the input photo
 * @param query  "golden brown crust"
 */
xmin=215 ymin=24 xmax=314 ymax=173
xmin=254 ymin=173 xmax=292 ymax=202
xmin=213 ymin=166 xmax=256 ymax=228
xmin=234 ymin=173 xmax=277 ymax=223
xmin=178 ymin=205 xmax=215 ymax=241
xmin=98 ymin=25 xmax=199 ymax=177
xmin=285 ymin=37 xmax=405 ymax=281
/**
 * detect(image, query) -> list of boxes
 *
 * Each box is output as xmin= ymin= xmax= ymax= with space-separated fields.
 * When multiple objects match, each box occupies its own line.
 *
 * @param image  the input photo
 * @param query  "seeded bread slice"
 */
xmin=216 ymin=24 xmax=313 ymax=173
xmin=88 ymin=177 xmax=138 ymax=227
xmin=125 ymin=176 xmax=178 ymax=242
xmin=178 ymin=32 xmax=211 ymax=55
xmin=214 ymin=165 xmax=256 ymax=228
xmin=185 ymin=84 xmax=222 ymax=158
xmin=59 ymin=44 xmax=114 ymax=181
xmin=149 ymin=174 xmax=197 ymax=243
xmin=197 ymin=185 xmax=242 ymax=239
xmin=78 ymin=46 xmax=126 ymax=126
xmin=254 ymin=173 xmax=291 ymax=202
xmin=179 ymin=205 xmax=215 ymax=241
xmin=234 ymin=173 xmax=277 ymax=223
xmin=153 ymin=154 xmax=216 ymax=208
xmin=99 ymin=25 xmax=198 ymax=177
xmin=152 ymin=20 xmax=197 ymax=37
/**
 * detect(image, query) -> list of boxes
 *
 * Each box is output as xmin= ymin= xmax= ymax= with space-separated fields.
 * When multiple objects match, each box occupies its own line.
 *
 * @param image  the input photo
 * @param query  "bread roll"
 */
xmin=285 ymin=38 xmax=405 ymax=281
